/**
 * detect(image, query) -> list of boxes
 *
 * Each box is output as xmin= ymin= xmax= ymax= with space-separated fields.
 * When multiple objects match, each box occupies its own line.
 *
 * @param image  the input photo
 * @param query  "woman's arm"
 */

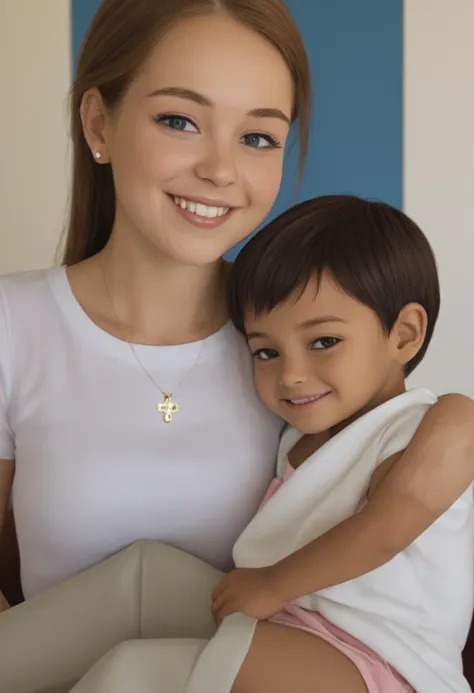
xmin=0 ymin=460 xmax=14 ymax=611
xmin=272 ymin=394 xmax=474 ymax=601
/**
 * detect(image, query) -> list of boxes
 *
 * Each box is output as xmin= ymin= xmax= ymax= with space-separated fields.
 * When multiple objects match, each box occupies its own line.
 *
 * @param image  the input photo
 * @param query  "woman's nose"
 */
xmin=194 ymin=142 xmax=237 ymax=187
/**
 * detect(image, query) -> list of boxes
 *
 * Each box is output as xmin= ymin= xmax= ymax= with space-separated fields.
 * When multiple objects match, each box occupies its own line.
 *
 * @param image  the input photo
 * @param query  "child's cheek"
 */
xmin=253 ymin=367 xmax=277 ymax=411
xmin=316 ymin=352 xmax=341 ymax=387
xmin=319 ymin=345 xmax=354 ymax=390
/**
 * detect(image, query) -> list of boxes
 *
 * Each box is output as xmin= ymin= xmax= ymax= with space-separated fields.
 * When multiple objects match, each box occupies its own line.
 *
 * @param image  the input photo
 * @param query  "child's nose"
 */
xmin=278 ymin=358 xmax=308 ymax=388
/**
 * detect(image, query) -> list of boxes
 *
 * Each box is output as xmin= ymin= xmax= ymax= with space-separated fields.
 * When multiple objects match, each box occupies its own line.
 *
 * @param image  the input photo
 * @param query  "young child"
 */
xmin=183 ymin=195 xmax=473 ymax=693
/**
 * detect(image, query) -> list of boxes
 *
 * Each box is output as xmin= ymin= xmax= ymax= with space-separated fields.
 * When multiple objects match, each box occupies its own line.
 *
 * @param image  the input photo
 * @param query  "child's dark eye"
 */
xmin=241 ymin=133 xmax=281 ymax=149
xmin=253 ymin=348 xmax=279 ymax=360
xmin=311 ymin=337 xmax=341 ymax=350
xmin=154 ymin=114 xmax=198 ymax=132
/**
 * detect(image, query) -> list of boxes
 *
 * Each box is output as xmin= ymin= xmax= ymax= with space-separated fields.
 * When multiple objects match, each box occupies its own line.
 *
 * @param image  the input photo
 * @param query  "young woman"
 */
xmin=1 ymin=2 xmax=473 ymax=692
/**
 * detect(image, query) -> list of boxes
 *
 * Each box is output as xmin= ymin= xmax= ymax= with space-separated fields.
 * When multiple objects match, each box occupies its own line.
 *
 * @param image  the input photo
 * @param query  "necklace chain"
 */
xmin=100 ymin=260 xmax=205 ymax=423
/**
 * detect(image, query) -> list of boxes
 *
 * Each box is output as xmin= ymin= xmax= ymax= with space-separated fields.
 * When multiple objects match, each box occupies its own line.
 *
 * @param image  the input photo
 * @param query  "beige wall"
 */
xmin=404 ymin=0 xmax=474 ymax=396
xmin=0 ymin=0 xmax=71 ymax=274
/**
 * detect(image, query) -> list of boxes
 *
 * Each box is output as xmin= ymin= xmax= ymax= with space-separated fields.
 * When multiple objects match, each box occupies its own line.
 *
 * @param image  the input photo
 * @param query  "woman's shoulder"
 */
xmin=0 ymin=267 xmax=59 ymax=303
xmin=0 ymin=267 xmax=63 ymax=338
xmin=0 ymin=270 xmax=57 ymax=418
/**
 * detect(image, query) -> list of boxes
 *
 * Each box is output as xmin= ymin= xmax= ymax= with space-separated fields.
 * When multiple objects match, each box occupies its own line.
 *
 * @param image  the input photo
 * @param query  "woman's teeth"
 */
xmin=173 ymin=196 xmax=230 ymax=219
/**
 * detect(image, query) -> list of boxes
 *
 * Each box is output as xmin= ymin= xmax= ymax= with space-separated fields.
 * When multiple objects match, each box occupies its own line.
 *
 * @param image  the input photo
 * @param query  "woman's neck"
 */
xmin=68 ymin=235 xmax=229 ymax=346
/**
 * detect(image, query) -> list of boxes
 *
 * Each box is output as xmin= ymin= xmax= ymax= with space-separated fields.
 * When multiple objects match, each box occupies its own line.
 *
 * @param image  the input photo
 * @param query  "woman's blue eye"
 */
xmin=155 ymin=117 xmax=278 ymax=148
xmin=155 ymin=115 xmax=198 ymax=132
xmin=253 ymin=348 xmax=278 ymax=360
xmin=241 ymin=133 xmax=280 ymax=149
xmin=312 ymin=337 xmax=341 ymax=350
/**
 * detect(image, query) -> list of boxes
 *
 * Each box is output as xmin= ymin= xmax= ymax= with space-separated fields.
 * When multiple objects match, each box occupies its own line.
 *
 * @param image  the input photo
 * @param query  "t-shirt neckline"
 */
xmin=47 ymin=265 xmax=233 ymax=365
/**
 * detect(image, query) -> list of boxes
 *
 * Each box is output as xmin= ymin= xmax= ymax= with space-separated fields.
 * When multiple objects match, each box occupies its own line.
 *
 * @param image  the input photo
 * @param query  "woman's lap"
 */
xmin=0 ymin=541 xmax=412 ymax=693
xmin=67 ymin=619 xmax=416 ymax=693
xmin=0 ymin=540 xmax=222 ymax=693
xmin=69 ymin=639 xmax=208 ymax=693
xmin=70 ymin=621 xmax=370 ymax=693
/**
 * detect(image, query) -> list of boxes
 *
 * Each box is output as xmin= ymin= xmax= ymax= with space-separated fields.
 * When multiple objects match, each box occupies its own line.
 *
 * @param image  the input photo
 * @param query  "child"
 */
xmin=182 ymin=195 xmax=473 ymax=693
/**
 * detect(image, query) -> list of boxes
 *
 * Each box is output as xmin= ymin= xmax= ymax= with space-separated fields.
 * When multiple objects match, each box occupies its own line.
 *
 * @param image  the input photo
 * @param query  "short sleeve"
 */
xmin=0 ymin=285 xmax=14 ymax=459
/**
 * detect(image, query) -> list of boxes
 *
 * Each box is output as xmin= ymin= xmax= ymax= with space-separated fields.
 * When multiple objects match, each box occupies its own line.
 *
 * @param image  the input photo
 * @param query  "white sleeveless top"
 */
xmin=0 ymin=268 xmax=282 ymax=598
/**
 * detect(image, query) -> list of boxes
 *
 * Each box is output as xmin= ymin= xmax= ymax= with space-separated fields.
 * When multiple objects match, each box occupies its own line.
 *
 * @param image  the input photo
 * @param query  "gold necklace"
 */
xmin=101 ymin=261 xmax=205 ymax=424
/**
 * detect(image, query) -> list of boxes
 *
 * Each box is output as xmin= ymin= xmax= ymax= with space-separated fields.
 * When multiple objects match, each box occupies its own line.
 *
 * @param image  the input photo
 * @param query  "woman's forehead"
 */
xmin=132 ymin=14 xmax=294 ymax=112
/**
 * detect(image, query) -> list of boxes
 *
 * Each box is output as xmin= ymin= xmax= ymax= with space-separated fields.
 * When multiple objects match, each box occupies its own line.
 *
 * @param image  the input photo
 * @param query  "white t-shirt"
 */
xmin=0 ymin=268 xmax=282 ymax=598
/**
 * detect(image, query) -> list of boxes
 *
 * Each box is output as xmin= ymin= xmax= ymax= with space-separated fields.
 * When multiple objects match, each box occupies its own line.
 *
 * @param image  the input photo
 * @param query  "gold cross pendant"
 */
xmin=157 ymin=393 xmax=179 ymax=423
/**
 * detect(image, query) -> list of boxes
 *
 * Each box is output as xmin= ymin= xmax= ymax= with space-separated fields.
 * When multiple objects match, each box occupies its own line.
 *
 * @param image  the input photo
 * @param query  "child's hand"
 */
xmin=211 ymin=567 xmax=285 ymax=624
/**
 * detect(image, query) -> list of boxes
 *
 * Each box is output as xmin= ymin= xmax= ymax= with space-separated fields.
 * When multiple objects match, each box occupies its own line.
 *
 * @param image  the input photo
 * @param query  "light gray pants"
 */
xmin=0 ymin=541 xmax=223 ymax=693
xmin=69 ymin=639 xmax=209 ymax=693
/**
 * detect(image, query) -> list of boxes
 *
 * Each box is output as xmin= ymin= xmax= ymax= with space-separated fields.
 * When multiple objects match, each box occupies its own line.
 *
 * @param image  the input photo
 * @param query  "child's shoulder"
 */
xmin=376 ymin=388 xmax=437 ymax=466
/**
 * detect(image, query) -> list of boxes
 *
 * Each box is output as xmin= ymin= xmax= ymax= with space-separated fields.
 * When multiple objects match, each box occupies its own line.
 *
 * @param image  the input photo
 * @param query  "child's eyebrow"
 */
xmin=247 ymin=316 xmax=347 ymax=340
xmin=298 ymin=316 xmax=347 ymax=330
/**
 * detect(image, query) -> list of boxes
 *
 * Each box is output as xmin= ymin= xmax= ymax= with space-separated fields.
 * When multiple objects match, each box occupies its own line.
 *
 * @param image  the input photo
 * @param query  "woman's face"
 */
xmin=90 ymin=13 xmax=294 ymax=266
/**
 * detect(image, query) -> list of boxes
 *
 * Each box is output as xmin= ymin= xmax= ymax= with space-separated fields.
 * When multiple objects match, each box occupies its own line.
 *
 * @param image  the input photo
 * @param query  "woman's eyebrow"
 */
xmin=147 ymin=86 xmax=290 ymax=124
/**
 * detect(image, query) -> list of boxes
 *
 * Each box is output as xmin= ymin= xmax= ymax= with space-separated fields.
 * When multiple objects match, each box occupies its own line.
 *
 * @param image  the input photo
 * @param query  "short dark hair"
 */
xmin=227 ymin=195 xmax=440 ymax=375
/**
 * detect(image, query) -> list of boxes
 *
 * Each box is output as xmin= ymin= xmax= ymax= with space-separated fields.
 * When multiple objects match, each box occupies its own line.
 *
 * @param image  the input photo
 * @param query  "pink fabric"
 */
xmin=263 ymin=464 xmax=415 ymax=693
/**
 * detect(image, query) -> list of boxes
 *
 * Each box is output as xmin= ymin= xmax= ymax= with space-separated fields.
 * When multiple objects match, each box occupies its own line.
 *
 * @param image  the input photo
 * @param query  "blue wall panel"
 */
xmin=72 ymin=0 xmax=102 ymax=67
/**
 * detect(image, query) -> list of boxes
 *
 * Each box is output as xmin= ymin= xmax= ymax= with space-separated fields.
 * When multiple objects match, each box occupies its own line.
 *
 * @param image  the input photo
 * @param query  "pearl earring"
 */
xmin=94 ymin=151 xmax=102 ymax=160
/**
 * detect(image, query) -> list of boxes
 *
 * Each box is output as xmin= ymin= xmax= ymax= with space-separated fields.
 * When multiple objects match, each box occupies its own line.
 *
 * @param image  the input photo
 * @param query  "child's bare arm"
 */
xmin=272 ymin=394 xmax=474 ymax=602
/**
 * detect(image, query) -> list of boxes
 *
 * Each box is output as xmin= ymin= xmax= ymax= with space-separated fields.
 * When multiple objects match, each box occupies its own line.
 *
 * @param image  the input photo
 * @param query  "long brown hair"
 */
xmin=63 ymin=0 xmax=311 ymax=265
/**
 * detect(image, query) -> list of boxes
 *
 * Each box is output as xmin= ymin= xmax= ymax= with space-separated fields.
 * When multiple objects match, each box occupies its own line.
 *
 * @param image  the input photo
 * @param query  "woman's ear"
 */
xmin=80 ymin=88 xmax=111 ymax=163
xmin=390 ymin=303 xmax=428 ymax=367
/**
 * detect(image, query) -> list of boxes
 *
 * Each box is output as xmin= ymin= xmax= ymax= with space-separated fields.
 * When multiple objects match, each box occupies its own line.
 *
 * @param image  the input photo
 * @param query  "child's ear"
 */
xmin=390 ymin=303 xmax=428 ymax=367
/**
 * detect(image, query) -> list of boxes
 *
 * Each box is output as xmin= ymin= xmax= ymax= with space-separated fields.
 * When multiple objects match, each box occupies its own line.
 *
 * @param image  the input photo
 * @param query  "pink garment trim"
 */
xmin=269 ymin=606 xmax=414 ymax=693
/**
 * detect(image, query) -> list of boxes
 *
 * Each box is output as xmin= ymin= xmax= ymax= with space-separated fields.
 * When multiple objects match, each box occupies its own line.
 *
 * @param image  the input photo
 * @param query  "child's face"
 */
xmin=244 ymin=272 xmax=406 ymax=435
